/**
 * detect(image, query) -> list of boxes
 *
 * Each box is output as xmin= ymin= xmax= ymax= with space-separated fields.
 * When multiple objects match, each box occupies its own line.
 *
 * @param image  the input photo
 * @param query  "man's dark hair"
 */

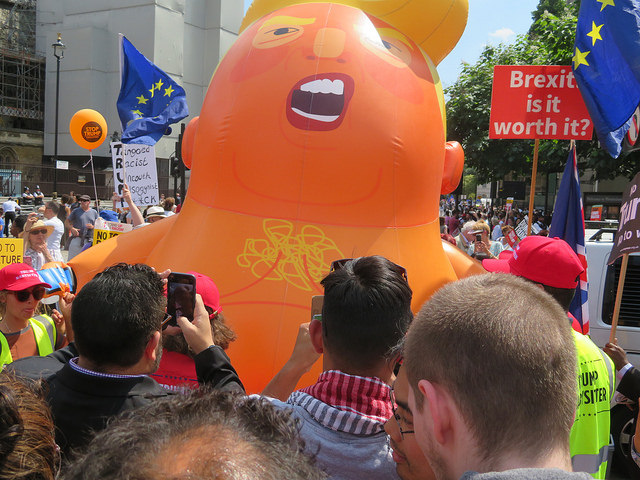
xmin=45 ymin=201 xmax=60 ymax=215
xmin=62 ymin=389 xmax=326 ymax=480
xmin=13 ymin=215 xmax=27 ymax=232
xmin=71 ymin=263 xmax=165 ymax=368
xmin=320 ymin=256 xmax=413 ymax=372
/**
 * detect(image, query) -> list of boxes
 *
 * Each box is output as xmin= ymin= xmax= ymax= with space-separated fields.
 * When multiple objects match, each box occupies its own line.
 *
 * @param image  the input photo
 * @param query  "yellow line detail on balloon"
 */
xmin=237 ymin=219 xmax=344 ymax=291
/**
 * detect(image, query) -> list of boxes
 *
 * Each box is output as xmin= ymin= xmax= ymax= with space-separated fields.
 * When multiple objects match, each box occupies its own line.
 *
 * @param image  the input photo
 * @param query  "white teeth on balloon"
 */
xmin=291 ymin=108 xmax=339 ymax=122
xmin=299 ymin=79 xmax=344 ymax=95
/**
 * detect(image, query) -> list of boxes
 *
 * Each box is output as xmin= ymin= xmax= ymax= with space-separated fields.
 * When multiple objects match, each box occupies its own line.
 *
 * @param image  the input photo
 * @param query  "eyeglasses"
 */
xmin=10 ymin=287 xmax=46 ymax=302
xmin=389 ymin=388 xmax=415 ymax=438
xmin=330 ymin=258 xmax=408 ymax=282
xmin=30 ymin=229 xmax=48 ymax=235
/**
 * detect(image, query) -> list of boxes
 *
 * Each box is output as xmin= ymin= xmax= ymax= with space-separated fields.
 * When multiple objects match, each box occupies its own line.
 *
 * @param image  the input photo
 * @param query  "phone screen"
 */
xmin=167 ymin=273 xmax=197 ymax=325
xmin=475 ymin=234 xmax=482 ymax=242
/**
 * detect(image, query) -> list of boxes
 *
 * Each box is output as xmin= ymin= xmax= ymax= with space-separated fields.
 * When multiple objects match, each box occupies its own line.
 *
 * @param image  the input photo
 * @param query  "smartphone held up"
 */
xmin=166 ymin=272 xmax=197 ymax=327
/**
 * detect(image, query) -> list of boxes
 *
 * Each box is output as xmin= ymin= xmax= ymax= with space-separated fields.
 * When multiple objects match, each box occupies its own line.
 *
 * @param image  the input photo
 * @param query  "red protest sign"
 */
xmin=489 ymin=65 xmax=594 ymax=140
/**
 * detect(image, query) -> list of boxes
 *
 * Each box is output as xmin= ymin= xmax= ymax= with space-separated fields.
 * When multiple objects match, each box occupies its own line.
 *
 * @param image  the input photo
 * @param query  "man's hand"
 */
xmin=85 ymin=223 xmax=94 ymax=230
xmin=51 ymin=293 xmax=75 ymax=345
xmin=286 ymin=322 xmax=321 ymax=374
xmin=176 ymin=294 xmax=214 ymax=355
xmin=604 ymin=338 xmax=630 ymax=371
xmin=122 ymin=183 xmax=133 ymax=205
xmin=24 ymin=213 xmax=37 ymax=232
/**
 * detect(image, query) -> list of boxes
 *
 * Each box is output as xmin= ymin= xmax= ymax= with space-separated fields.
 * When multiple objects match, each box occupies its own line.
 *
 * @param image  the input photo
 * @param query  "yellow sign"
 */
xmin=92 ymin=219 xmax=133 ymax=245
xmin=0 ymin=238 xmax=23 ymax=267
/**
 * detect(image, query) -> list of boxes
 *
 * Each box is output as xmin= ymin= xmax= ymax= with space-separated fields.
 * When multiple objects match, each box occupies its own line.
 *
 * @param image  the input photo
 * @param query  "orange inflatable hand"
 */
xmin=441 ymin=141 xmax=464 ymax=194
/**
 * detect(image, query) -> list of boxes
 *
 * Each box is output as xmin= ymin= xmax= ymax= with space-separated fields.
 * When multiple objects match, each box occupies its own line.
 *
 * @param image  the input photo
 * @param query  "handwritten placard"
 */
xmin=111 ymin=141 xmax=159 ymax=206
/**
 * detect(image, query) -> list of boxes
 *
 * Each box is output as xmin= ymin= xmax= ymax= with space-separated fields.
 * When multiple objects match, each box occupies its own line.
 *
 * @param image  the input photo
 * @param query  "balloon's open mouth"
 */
xmin=287 ymin=73 xmax=354 ymax=131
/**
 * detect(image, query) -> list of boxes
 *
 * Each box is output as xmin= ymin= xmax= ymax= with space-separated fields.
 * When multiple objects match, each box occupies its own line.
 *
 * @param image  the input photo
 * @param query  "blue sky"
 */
xmin=242 ymin=0 xmax=540 ymax=89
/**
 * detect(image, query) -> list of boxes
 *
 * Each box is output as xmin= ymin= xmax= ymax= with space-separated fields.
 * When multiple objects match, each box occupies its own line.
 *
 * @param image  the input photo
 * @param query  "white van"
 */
xmin=585 ymin=224 xmax=640 ymax=478
xmin=587 ymin=227 xmax=640 ymax=365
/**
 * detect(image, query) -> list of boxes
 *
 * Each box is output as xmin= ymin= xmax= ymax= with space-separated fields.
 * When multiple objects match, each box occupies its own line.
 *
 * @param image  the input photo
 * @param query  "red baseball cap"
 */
xmin=0 ymin=263 xmax=51 ymax=291
xmin=482 ymin=236 xmax=584 ymax=289
xmin=186 ymin=271 xmax=222 ymax=314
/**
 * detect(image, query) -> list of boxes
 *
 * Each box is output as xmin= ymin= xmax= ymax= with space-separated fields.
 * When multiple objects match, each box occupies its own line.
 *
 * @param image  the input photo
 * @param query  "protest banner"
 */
xmin=489 ymin=65 xmax=593 ymax=140
xmin=490 ymin=65 xmax=594 ymax=234
xmin=505 ymin=229 xmax=519 ymax=248
xmin=111 ymin=141 xmax=160 ymax=206
xmin=607 ymin=172 xmax=640 ymax=341
xmin=515 ymin=215 xmax=529 ymax=240
xmin=505 ymin=197 xmax=514 ymax=211
xmin=93 ymin=218 xmax=133 ymax=245
xmin=0 ymin=238 xmax=23 ymax=267
xmin=590 ymin=205 xmax=603 ymax=221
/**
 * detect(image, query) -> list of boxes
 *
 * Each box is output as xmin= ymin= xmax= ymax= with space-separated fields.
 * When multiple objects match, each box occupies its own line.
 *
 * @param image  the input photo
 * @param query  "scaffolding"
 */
xmin=0 ymin=0 xmax=45 ymax=121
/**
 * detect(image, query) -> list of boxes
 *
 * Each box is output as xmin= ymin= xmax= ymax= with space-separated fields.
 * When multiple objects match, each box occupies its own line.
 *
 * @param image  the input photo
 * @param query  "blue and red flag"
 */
xmin=549 ymin=145 xmax=589 ymax=334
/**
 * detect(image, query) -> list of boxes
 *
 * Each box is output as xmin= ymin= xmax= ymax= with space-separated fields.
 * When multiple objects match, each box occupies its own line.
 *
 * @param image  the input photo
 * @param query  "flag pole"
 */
xmin=527 ymin=138 xmax=539 ymax=235
xmin=609 ymin=253 xmax=629 ymax=343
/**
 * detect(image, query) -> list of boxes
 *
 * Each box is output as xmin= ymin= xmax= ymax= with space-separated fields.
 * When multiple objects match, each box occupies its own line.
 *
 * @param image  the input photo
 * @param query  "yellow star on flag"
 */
xmin=572 ymin=47 xmax=590 ymax=69
xmin=164 ymin=85 xmax=174 ymax=97
xmin=149 ymin=84 xmax=155 ymax=98
xmin=587 ymin=22 xmax=604 ymax=45
xmin=131 ymin=109 xmax=143 ymax=116
xmin=597 ymin=0 xmax=615 ymax=11
xmin=136 ymin=94 xmax=148 ymax=104
xmin=155 ymin=79 xmax=164 ymax=91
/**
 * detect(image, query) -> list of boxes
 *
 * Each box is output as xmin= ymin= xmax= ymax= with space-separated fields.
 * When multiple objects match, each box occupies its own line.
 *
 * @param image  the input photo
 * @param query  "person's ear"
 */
xmin=144 ymin=331 xmax=161 ymax=361
xmin=441 ymin=141 xmax=464 ymax=195
xmin=309 ymin=318 xmax=324 ymax=354
xmin=419 ymin=379 xmax=454 ymax=446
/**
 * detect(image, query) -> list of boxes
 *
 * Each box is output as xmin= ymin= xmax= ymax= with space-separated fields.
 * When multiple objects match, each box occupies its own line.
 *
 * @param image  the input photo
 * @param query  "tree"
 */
xmin=445 ymin=0 xmax=639 ymax=184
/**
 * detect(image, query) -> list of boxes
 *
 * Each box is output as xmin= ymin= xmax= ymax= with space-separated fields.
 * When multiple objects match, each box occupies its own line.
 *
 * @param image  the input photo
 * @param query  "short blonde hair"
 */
xmin=405 ymin=274 xmax=576 ymax=462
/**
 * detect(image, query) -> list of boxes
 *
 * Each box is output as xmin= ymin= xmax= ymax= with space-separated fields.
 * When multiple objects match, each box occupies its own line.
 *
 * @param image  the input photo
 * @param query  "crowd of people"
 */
xmin=0 ymin=193 xmax=637 ymax=480
xmin=0 ymin=187 xmax=181 ymax=266
xmin=439 ymin=200 xmax=552 ymax=260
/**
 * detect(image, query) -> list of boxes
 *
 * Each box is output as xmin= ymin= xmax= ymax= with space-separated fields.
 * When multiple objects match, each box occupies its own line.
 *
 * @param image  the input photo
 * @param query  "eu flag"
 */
xmin=117 ymin=35 xmax=188 ymax=145
xmin=549 ymin=145 xmax=589 ymax=334
xmin=572 ymin=0 xmax=640 ymax=158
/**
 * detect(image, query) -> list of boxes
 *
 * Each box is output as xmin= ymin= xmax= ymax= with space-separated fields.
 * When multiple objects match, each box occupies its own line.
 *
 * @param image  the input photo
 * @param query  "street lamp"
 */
xmin=52 ymin=33 xmax=65 ymax=195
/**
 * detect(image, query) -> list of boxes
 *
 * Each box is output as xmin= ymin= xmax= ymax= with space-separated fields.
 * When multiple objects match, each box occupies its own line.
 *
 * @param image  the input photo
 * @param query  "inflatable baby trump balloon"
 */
xmin=69 ymin=3 xmax=482 ymax=393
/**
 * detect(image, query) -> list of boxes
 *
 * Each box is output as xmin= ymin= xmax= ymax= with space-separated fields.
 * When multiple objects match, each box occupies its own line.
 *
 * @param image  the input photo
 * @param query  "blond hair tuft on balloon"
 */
xmin=241 ymin=0 xmax=468 ymax=65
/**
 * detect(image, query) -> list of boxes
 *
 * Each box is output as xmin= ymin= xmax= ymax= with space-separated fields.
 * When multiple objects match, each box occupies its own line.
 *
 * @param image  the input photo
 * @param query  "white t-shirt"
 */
xmin=2 ymin=200 xmax=20 ymax=213
xmin=44 ymin=216 xmax=65 ymax=261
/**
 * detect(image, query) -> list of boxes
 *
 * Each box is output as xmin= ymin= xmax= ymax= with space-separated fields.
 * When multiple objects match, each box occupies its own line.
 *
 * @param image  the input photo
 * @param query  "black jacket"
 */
xmin=9 ymin=344 xmax=243 ymax=457
xmin=618 ymin=365 xmax=640 ymax=401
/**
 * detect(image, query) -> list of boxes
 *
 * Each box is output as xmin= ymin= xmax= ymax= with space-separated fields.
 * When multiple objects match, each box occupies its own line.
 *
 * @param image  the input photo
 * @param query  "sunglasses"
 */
xmin=330 ymin=258 xmax=408 ymax=282
xmin=30 ymin=229 xmax=48 ymax=235
xmin=10 ymin=287 xmax=46 ymax=302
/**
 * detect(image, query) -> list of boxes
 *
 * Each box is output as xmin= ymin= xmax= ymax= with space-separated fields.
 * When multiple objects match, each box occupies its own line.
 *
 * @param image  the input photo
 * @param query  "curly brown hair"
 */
xmin=0 ymin=373 xmax=58 ymax=480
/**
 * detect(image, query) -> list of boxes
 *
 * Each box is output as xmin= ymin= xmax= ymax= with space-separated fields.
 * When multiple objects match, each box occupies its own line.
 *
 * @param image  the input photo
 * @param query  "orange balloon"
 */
xmin=69 ymin=4 xmax=480 ymax=393
xmin=69 ymin=109 xmax=107 ymax=150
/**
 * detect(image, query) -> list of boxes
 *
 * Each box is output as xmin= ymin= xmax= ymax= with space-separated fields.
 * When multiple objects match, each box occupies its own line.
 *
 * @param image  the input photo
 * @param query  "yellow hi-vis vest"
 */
xmin=570 ymin=330 xmax=614 ymax=479
xmin=0 ymin=315 xmax=57 ymax=368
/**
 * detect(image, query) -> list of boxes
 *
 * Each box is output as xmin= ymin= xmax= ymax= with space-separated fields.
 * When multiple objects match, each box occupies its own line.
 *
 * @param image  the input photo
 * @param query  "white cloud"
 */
xmin=488 ymin=28 xmax=516 ymax=44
